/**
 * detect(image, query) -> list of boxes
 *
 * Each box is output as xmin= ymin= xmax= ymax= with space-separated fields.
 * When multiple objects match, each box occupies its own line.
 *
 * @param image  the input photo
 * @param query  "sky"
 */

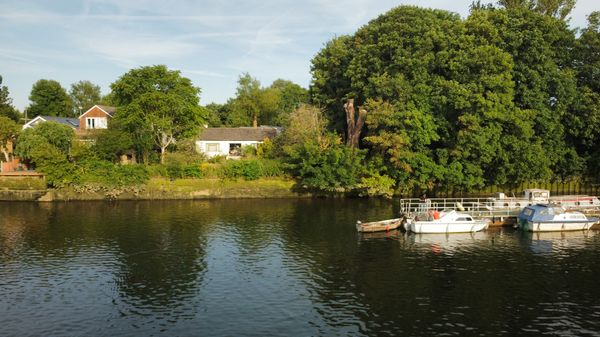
xmin=1 ymin=0 xmax=598 ymax=111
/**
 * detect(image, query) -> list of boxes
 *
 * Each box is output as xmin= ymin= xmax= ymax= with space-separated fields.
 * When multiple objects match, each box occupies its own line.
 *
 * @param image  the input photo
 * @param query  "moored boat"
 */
xmin=356 ymin=218 xmax=404 ymax=233
xmin=404 ymin=210 xmax=489 ymax=233
xmin=517 ymin=204 xmax=599 ymax=232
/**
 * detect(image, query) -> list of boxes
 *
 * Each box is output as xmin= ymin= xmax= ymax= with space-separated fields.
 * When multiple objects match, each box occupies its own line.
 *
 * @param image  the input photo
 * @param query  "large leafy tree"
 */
xmin=569 ymin=12 xmax=600 ymax=176
xmin=110 ymin=65 xmax=206 ymax=164
xmin=311 ymin=6 xmax=535 ymax=190
xmin=226 ymin=73 xmax=279 ymax=127
xmin=15 ymin=121 xmax=75 ymax=159
xmin=473 ymin=7 xmax=579 ymax=180
xmin=0 ymin=116 xmax=19 ymax=162
xmin=267 ymin=79 xmax=309 ymax=126
xmin=70 ymin=80 xmax=101 ymax=115
xmin=0 ymin=75 xmax=21 ymax=122
xmin=311 ymin=4 xmax=591 ymax=192
xmin=14 ymin=122 xmax=76 ymax=187
xmin=26 ymin=79 xmax=74 ymax=118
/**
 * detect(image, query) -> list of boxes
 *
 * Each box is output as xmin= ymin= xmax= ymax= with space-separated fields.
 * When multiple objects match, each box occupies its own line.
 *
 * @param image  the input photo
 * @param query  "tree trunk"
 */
xmin=158 ymin=132 xmax=174 ymax=164
xmin=344 ymin=99 xmax=367 ymax=148
xmin=1 ymin=147 xmax=9 ymax=162
xmin=160 ymin=146 xmax=166 ymax=164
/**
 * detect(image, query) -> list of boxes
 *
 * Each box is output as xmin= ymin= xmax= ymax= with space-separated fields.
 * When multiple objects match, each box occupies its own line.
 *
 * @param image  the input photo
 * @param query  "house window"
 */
xmin=229 ymin=143 xmax=242 ymax=156
xmin=206 ymin=143 xmax=220 ymax=152
xmin=86 ymin=117 xmax=107 ymax=129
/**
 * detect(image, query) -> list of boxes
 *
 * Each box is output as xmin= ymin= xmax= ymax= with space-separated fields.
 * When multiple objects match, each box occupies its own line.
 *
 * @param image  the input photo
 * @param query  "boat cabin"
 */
xmin=518 ymin=204 xmax=586 ymax=223
xmin=523 ymin=189 xmax=550 ymax=202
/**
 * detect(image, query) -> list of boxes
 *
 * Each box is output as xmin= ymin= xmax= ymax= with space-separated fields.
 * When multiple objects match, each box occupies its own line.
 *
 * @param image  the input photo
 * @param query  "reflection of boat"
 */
xmin=407 ymin=231 xmax=490 ymax=253
xmin=358 ymin=229 xmax=403 ymax=240
xmin=404 ymin=210 xmax=489 ymax=233
xmin=356 ymin=218 xmax=403 ymax=233
xmin=517 ymin=204 xmax=599 ymax=232
xmin=524 ymin=230 xmax=598 ymax=255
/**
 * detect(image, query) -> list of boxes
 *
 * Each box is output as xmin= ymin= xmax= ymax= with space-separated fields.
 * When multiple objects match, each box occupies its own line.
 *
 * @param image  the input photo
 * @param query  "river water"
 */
xmin=1 ymin=199 xmax=600 ymax=336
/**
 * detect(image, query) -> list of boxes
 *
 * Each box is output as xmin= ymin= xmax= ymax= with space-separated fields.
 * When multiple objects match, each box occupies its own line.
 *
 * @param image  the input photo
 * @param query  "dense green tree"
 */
xmin=92 ymin=128 xmax=134 ymax=162
xmin=569 ymin=12 xmax=600 ymax=176
xmin=472 ymin=7 xmax=579 ymax=180
xmin=70 ymin=80 xmax=101 ymax=115
xmin=310 ymin=5 xmax=583 ymax=191
xmin=267 ymin=79 xmax=309 ymax=125
xmin=110 ymin=65 xmax=206 ymax=164
xmin=15 ymin=121 xmax=75 ymax=159
xmin=286 ymin=137 xmax=366 ymax=193
xmin=26 ymin=79 xmax=74 ymax=118
xmin=497 ymin=0 xmax=576 ymax=19
xmin=276 ymin=104 xmax=330 ymax=152
xmin=310 ymin=35 xmax=353 ymax=133
xmin=204 ymin=102 xmax=227 ymax=126
xmin=0 ymin=116 xmax=19 ymax=162
xmin=0 ymin=76 xmax=21 ymax=122
xmin=226 ymin=73 xmax=279 ymax=127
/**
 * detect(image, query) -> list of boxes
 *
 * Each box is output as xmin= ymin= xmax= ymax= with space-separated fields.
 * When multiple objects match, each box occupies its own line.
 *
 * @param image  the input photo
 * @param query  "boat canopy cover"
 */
xmin=518 ymin=204 xmax=566 ymax=222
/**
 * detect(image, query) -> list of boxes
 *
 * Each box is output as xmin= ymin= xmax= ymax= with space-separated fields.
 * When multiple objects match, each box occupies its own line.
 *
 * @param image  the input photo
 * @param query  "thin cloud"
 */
xmin=182 ymin=69 xmax=229 ymax=79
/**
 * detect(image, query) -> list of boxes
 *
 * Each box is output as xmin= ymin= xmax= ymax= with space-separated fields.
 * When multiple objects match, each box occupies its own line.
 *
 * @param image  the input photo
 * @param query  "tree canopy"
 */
xmin=70 ymin=80 xmax=101 ymax=115
xmin=215 ymin=74 xmax=308 ymax=127
xmin=310 ymin=4 xmax=599 ymax=192
xmin=110 ymin=65 xmax=206 ymax=164
xmin=26 ymin=79 xmax=73 ymax=118
xmin=0 ymin=75 xmax=20 ymax=122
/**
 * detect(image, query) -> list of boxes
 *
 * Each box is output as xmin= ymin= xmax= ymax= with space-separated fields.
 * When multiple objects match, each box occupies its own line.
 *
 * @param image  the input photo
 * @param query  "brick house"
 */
xmin=22 ymin=105 xmax=116 ymax=132
xmin=78 ymin=105 xmax=116 ymax=130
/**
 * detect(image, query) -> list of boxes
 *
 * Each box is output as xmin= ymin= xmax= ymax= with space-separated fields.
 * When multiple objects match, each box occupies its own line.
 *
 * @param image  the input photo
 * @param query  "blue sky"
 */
xmin=1 ymin=0 xmax=598 ymax=111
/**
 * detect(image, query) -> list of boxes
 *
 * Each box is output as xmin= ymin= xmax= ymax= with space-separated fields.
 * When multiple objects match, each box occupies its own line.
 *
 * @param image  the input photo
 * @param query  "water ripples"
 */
xmin=2 ymin=200 xmax=600 ymax=336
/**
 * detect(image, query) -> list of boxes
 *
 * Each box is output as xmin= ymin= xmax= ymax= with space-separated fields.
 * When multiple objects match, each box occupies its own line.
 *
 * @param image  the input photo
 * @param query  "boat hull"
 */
xmin=356 ymin=218 xmax=403 ymax=233
xmin=406 ymin=220 xmax=488 ymax=234
xmin=520 ymin=220 xmax=597 ymax=232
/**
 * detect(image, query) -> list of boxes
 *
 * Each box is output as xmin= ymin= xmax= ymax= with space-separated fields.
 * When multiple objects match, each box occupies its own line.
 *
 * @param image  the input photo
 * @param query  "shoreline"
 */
xmin=0 ymin=178 xmax=309 ymax=201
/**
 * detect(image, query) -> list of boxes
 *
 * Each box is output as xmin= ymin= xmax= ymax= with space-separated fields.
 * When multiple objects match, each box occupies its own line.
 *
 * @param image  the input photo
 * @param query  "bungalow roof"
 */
xmin=198 ymin=127 xmax=279 ymax=142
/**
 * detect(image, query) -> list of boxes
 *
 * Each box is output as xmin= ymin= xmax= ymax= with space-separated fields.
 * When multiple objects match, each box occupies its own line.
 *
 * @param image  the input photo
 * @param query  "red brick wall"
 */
xmin=79 ymin=106 xmax=110 ymax=130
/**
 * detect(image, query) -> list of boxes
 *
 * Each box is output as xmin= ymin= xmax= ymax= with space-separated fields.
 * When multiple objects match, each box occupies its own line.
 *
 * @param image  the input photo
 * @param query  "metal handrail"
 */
xmin=399 ymin=197 xmax=600 ymax=219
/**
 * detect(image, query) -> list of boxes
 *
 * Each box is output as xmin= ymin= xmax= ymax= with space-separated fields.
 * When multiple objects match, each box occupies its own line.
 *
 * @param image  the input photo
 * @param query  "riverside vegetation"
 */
xmin=1 ymin=1 xmax=600 ymax=199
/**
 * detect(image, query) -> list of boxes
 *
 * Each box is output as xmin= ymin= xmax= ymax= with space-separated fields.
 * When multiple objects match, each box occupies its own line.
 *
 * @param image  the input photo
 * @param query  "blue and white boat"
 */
xmin=517 ymin=204 xmax=599 ymax=232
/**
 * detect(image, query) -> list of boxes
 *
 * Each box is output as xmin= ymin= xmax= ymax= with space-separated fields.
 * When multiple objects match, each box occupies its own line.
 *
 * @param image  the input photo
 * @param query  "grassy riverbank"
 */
xmin=0 ymin=177 xmax=303 ymax=201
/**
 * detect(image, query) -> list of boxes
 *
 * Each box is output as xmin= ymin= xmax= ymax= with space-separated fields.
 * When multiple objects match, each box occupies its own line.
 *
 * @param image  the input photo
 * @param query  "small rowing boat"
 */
xmin=356 ymin=218 xmax=404 ymax=233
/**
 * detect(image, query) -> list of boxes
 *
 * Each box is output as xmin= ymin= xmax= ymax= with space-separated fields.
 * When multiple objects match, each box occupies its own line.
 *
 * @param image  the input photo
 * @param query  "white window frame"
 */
xmin=206 ymin=143 xmax=220 ymax=152
xmin=86 ymin=117 xmax=107 ymax=129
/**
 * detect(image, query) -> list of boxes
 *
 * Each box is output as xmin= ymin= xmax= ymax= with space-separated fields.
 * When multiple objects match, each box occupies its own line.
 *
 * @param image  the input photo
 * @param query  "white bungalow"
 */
xmin=196 ymin=127 xmax=279 ymax=158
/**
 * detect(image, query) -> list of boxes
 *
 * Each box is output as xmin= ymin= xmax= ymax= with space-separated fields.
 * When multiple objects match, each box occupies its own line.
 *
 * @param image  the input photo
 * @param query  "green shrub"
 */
xmin=147 ymin=164 xmax=168 ymax=177
xmin=257 ymin=139 xmax=275 ymax=158
xmin=219 ymin=159 xmax=282 ymax=181
xmin=207 ymin=155 xmax=227 ymax=164
xmin=76 ymin=158 xmax=149 ymax=187
xmin=242 ymin=145 xmax=257 ymax=157
xmin=286 ymin=141 xmax=366 ymax=192
xmin=182 ymin=165 xmax=203 ymax=178
xmin=30 ymin=143 xmax=77 ymax=188
xmin=257 ymin=159 xmax=284 ymax=177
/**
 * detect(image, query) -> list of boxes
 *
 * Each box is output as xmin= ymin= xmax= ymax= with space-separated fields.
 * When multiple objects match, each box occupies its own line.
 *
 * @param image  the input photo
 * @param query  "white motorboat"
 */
xmin=517 ymin=204 xmax=599 ymax=232
xmin=404 ymin=210 xmax=489 ymax=233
